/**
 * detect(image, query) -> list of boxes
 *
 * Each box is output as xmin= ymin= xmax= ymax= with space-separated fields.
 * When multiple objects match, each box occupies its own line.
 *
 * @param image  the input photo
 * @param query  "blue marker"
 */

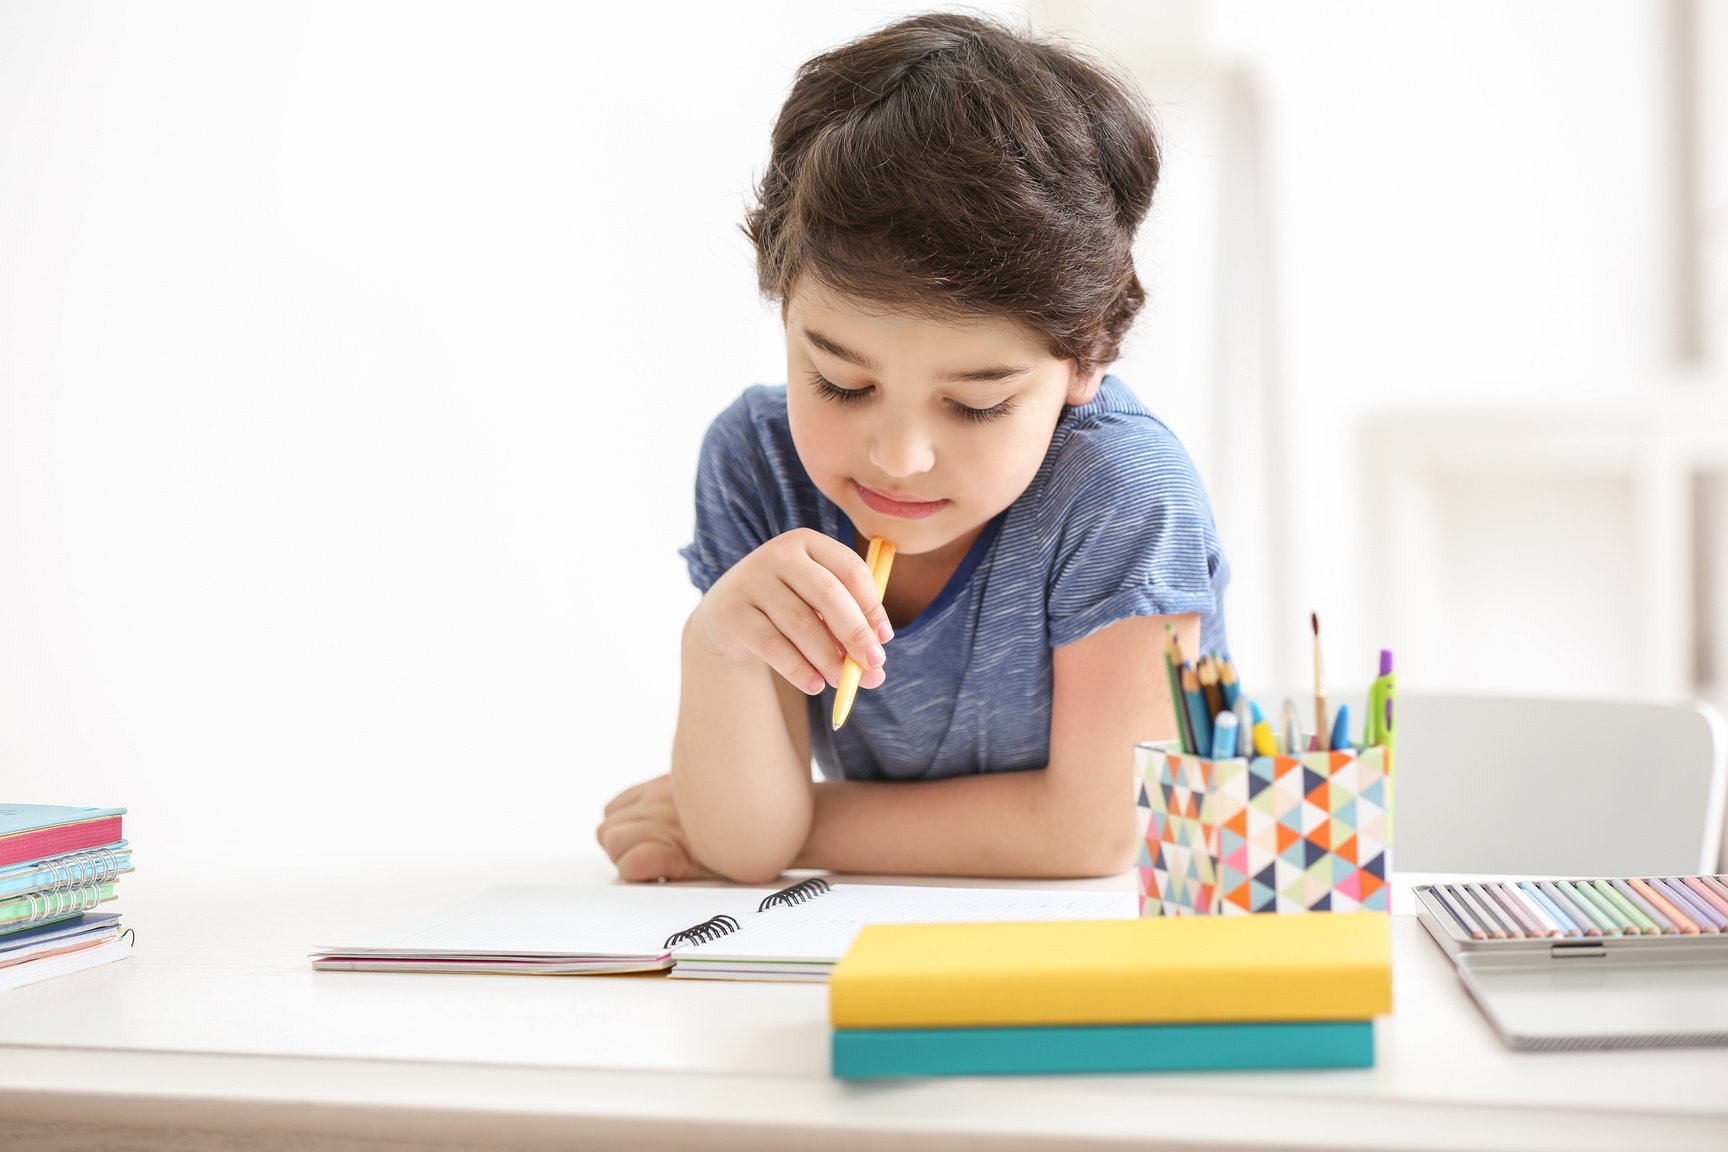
xmin=1329 ymin=703 xmax=1351 ymax=751
xmin=1211 ymin=711 xmax=1240 ymax=761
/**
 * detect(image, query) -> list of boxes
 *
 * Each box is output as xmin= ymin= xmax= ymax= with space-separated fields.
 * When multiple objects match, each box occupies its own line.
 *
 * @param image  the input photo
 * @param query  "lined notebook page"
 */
xmin=676 ymin=885 xmax=1135 ymax=963
xmin=317 ymin=885 xmax=780 ymax=959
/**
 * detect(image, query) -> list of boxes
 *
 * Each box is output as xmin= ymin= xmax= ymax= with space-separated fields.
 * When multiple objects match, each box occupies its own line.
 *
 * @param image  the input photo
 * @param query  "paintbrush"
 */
xmin=1311 ymin=612 xmax=1327 ymax=753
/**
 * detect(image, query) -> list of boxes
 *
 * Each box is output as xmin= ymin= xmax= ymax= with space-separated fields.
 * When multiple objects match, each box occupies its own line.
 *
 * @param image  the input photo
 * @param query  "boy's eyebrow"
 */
xmin=802 ymin=327 xmax=1031 ymax=384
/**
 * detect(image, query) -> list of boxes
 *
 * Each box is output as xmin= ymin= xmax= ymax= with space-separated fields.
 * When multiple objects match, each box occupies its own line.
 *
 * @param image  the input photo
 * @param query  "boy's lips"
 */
xmin=854 ymin=482 xmax=948 ymax=520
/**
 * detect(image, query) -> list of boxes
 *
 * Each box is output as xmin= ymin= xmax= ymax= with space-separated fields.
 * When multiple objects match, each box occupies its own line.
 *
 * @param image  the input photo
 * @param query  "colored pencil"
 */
xmin=1590 ymin=879 xmax=1658 ymax=935
xmin=1521 ymin=882 xmax=1580 ymax=936
xmin=1611 ymin=878 xmax=1672 ymax=933
xmin=1655 ymin=877 xmax=1724 ymax=933
xmin=1161 ymin=635 xmax=1192 ymax=754
xmin=1569 ymin=880 xmax=1634 ymax=935
xmin=1197 ymin=657 xmax=1226 ymax=722
xmin=1681 ymin=875 xmax=1728 ymax=921
xmin=1440 ymin=885 xmax=1491 ymax=939
xmin=1538 ymin=881 xmax=1604 ymax=937
xmin=1467 ymin=884 xmax=1523 ymax=937
xmin=1164 ymin=625 xmax=1201 ymax=756
xmin=1467 ymin=884 xmax=1519 ymax=939
xmin=1488 ymin=883 xmax=1548 ymax=937
xmin=1513 ymin=882 xmax=1569 ymax=936
xmin=1450 ymin=885 xmax=1506 ymax=939
xmin=1182 ymin=666 xmax=1212 ymax=758
xmin=1628 ymin=877 xmax=1699 ymax=934
xmin=1218 ymin=656 xmax=1240 ymax=710
xmin=1427 ymin=886 xmax=1479 ymax=938
xmin=1557 ymin=880 xmax=1621 ymax=935
xmin=1700 ymin=875 xmax=1728 ymax=908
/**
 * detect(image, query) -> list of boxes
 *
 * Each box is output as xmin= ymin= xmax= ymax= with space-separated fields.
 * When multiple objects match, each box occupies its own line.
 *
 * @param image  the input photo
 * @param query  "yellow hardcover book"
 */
xmin=829 ymin=912 xmax=1391 ymax=1030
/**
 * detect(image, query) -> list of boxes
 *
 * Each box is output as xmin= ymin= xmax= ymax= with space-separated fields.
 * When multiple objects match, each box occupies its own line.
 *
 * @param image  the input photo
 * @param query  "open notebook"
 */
xmin=310 ymin=878 xmax=1134 ymax=982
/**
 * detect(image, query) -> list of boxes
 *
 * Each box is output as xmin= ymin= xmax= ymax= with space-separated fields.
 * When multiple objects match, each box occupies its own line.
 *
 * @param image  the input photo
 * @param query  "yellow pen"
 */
xmin=832 ymin=537 xmax=896 ymax=731
xmin=1248 ymin=700 xmax=1279 ymax=757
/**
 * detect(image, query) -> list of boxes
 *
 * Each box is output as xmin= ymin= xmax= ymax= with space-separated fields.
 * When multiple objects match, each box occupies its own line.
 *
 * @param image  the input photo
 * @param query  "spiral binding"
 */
xmin=7 ymin=847 xmax=125 ymax=928
xmin=663 ymin=914 xmax=740 ymax=950
xmin=758 ymin=877 xmax=831 ymax=913
xmin=17 ymin=882 xmax=104 ymax=925
xmin=661 ymin=878 xmax=836 ymax=949
xmin=28 ymin=847 xmax=123 ymax=891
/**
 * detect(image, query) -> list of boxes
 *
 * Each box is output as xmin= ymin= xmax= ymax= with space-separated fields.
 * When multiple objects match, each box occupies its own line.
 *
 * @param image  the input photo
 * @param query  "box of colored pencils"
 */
xmin=1414 ymin=876 xmax=1728 ymax=1050
xmin=1136 ymin=742 xmax=1391 ymax=916
xmin=1417 ymin=875 xmax=1728 ymax=950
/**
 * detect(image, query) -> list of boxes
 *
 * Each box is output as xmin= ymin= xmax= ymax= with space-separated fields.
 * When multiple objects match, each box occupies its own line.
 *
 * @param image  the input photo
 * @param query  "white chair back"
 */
xmin=1389 ymin=695 xmax=1727 ymax=875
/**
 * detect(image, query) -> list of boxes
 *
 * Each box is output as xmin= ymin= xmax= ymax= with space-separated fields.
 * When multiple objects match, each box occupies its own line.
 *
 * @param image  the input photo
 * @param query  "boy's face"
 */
xmin=784 ymin=282 xmax=1104 ymax=559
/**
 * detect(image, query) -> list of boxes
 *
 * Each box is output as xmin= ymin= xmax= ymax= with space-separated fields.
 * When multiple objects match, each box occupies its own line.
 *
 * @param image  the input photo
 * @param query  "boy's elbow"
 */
xmin=1042 ymin=806 xmax=1141 ymax=879
xmin=1073 ymin=831 xmax=1140 ymax=878
xmin=709 ymin=855 xmax=792 ymax=886
xmin=690 ymin=832 xmax=799 ymax=886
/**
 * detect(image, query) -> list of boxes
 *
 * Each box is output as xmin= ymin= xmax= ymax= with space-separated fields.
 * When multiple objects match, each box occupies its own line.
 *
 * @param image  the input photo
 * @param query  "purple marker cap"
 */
xmin=1379 ymin=649 xmax=1394 ymax=676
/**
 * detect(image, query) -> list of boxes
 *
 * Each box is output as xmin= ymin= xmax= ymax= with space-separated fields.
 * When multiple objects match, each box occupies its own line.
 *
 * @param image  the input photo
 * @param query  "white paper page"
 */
xmin=676 ymin=885 xmax=1135 ymax=964
xmin=0 ymin=933 xmax=133 ymax=991
xmin=315 ymin=884 xmax=781 ymax=960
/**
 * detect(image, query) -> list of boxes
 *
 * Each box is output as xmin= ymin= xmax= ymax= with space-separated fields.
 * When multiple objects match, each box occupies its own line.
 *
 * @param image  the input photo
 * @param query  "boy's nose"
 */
xmin=868 ymin=420 xmax=936 ymax=478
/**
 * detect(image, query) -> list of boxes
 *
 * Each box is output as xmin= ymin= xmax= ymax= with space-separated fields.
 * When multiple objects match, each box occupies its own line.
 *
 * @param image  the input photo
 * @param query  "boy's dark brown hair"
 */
xmin=744 ymin=11 xmax=1160 ymax=371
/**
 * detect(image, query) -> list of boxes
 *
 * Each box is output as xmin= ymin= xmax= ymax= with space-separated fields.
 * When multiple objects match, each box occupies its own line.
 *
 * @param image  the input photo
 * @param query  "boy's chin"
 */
xmin=850 ymin=512 xmax=984 ymax=560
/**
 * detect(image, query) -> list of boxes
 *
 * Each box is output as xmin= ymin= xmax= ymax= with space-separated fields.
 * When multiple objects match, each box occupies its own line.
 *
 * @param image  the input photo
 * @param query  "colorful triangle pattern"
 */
xmin=1135 ymin=743 xmax=1391 ymax=916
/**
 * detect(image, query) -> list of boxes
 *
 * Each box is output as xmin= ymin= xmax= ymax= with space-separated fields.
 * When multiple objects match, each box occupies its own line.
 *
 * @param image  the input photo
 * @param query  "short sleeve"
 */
xmin=679 ymin=393 xmax=778 ymax=593
xmin=1044 ymin=417 xmax=1228 ymax=649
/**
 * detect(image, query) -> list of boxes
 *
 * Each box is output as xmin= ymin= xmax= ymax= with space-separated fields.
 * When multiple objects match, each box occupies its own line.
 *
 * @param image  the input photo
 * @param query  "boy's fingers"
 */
xmin=799 ymin=532 xmax=894 ymax=644
xmin=752 ymin=590 xmax=844 ymax=694
xmin=603 ymin=783 xmax=650 ymax=816
xmin=603 ymin=774 xmax=676 ymax=816
xmin=738 ymin=604 xmax=826 ymax=695
xmin=615 ymin=838 xmax=699 ymax=883
xmin=785 ymin=562 xmax=885 ymax=677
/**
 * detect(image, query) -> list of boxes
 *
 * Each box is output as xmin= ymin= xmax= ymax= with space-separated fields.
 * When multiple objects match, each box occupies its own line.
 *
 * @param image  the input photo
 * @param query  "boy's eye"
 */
xmin=806 ymin=371 xmax=1016 ymax=424
xmin=808 ymin=372 xmax=870 ymax=404
xmin=951 ymin=398 xmax=1016 ymax=424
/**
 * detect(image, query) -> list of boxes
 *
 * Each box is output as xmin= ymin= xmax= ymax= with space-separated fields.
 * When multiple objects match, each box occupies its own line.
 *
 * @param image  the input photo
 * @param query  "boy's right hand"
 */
xmin=693 ymin=528 xmax=894 ymax=696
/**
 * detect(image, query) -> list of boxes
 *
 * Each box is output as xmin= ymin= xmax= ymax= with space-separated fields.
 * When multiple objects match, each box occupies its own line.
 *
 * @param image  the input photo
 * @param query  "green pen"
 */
xmin=1366 ymin=649 xmax=1396 ymax=758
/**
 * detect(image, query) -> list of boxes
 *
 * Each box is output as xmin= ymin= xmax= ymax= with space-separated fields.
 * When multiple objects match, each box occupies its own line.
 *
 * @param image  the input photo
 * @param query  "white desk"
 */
xmin=1 ymin=857 xmax=1725 ymax=1152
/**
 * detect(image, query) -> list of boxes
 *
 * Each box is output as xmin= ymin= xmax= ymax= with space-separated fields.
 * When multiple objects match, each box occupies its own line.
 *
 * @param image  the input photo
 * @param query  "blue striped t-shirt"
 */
xmin=680 ymin=376 xmax=1230 ymax=783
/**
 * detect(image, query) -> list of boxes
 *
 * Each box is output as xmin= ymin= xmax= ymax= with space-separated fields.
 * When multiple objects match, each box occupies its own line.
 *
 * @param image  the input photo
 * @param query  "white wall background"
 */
xmin=1 ymin=1 xmax=1714 ymax=867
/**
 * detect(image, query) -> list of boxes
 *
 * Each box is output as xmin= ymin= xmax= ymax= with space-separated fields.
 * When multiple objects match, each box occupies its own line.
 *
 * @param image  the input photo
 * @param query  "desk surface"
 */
xmin=2 ymin=857 xmax=1725 ymax=1152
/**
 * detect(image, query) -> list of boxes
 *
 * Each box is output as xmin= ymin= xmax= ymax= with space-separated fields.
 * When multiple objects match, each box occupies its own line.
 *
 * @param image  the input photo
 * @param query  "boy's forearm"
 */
xmin=793 ymin=770 xmax=1138 ymax=879
xmin=671 ymin=613 xmax=813 ymax=883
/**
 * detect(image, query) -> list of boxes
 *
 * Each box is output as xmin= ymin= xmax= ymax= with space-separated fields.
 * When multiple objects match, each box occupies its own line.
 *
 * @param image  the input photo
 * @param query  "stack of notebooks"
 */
xmin=1 ymin=804 xmax=134 ymax=991
xmin=827 ymin=912 xmax=1392 ymax=1078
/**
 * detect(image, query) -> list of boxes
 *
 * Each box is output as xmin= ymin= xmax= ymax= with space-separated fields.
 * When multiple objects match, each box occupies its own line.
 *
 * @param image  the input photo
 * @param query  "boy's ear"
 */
xmin=1066 ymin=364 xmax=1106 ymax=406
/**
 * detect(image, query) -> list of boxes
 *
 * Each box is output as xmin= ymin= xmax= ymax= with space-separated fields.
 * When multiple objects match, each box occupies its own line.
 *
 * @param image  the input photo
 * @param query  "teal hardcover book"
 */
xmin=831 ymin=1019 xmax=1374 ymax=1079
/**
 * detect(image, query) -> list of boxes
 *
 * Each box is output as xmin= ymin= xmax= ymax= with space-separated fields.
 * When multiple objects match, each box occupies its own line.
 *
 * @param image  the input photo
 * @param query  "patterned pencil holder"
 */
xmin=1136 ymin=742 xmax=1392 ymax=916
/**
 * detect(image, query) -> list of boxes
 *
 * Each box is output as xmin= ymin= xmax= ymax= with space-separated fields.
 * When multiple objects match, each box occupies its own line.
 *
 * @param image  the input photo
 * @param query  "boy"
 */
xmin=598 ymin=12 xmax=1228 ymax=883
